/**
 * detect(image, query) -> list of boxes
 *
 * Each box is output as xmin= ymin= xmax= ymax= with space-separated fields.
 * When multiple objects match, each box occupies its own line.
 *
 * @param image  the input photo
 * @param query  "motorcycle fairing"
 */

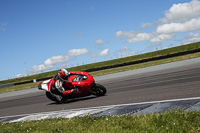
xmin=40 ymin=79 xmax=51 ymax=91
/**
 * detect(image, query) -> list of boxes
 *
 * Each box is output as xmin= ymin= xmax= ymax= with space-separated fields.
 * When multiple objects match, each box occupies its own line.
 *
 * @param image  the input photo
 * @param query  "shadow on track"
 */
xmin=47 ymin=96 xmax=98 ymax=105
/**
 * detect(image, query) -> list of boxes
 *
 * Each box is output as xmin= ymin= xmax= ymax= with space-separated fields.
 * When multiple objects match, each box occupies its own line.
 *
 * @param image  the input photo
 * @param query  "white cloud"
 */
xmin=116 ymin=31 xmax=152 ymax=43
xmin=116 ymin=31 xmax=136 ymax=39
xmin=186 ymin=32 xmax=200 ymax=42
xmin=157 ymin=17 xmax=200 ymax=34
xmin=29 ymin=55 xmax=70 ymax=74
xmin=66 ymin=48 xmax=89 ymax=56
xmin=29 ymin=64 xmax=54 ymax=73
xmin=14 ymin=74 xmax=28 ymax=78
xmin=127 ymin=33 xmax=152 ymax=43
xmin=116 ymin=31 xmax=176 ymax=43
xmin=160 ymin=0 xmax=200 ymax=23
xmin=156 ymin=0 xmax=200 ymax=34
xmin=116 ymin=0 xmax=200 ymax=44
xmin=141 ymin=23 xmax=153 ymax=28
xmin=91 ymin=49 xmax=109 ymax=57
xmin=44 ymin=55 xmax=70 ymax=66
xmin=95 ymin=39 xmax=104 ymax=45
xmin=118 ymin=47 xmax=130 ymax=52
xmin=99 ymin=49 xmax=109 ymax=56
xmin=29 ymin=48 xmax=89 ymax=74
xmin=150 ymin=34 xmax=175 ymax=43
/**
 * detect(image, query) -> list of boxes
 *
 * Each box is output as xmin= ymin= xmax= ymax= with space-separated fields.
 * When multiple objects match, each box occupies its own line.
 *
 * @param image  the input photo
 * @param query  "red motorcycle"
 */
xmin=38 ymin=71 xmax=107 ymax=103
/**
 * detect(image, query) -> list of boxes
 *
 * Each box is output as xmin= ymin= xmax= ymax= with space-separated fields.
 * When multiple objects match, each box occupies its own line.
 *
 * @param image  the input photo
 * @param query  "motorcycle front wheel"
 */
xmin=46 ymin=91 xmax=57 ymax=101
xmin=93 ymin=83 xmax=107 ymax=97
xmin=46 ymin=91 xmax=68 ymax=103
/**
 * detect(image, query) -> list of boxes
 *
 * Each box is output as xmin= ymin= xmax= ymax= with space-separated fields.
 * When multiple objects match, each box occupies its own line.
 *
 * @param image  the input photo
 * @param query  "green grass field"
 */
xmin=1 ymin=110 xmax=200 ymax=132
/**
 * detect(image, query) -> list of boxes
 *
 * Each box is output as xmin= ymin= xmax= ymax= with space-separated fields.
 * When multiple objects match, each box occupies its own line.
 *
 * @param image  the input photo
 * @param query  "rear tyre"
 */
xmin=38 ymin=82 xmax=42 ymax=90
xmin=94 ymin=83 xmax=107 ymax=97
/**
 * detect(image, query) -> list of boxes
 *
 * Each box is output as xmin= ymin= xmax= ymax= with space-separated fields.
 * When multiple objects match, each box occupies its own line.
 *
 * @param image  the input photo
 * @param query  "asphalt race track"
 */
xmin=0 ymin=58 xmax=200 ymax=118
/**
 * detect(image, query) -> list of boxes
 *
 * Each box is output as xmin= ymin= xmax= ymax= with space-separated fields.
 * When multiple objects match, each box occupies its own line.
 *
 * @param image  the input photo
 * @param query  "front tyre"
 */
xmin=94 ymin=83 xmax=107 ymax=97
xmin=46 ymin=91 xmax=68 ymax=103
xmin=46 ymin=91 xmax=57 ymax=101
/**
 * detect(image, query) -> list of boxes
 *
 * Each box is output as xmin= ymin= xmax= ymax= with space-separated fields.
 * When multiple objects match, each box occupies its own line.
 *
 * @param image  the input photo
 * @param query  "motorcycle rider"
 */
xmin=50 ymin=69 xmax=79 ymax=103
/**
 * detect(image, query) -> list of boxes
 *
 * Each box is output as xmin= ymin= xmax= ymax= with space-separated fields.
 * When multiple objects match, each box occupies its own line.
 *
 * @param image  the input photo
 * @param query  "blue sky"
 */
xmin=1 ymin=0 xmax=200 ymax=81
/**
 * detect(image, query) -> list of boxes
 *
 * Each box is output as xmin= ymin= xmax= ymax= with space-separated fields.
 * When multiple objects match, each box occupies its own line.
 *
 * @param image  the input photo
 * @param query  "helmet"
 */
xmin=58 ymin=69 xmax=70 ymax=80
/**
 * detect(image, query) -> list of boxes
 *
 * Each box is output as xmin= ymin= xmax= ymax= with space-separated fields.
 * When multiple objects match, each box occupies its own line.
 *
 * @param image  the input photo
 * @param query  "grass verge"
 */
xmin=1 ymin=51 xmax=200 ymax=94
xmin=1 ymin=110 xmax=200 ymax=132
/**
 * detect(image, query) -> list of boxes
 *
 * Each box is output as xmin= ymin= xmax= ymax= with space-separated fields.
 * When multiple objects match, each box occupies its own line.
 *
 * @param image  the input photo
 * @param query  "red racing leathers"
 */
xmin=50 ymin=71 xmax=81 ymax=96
